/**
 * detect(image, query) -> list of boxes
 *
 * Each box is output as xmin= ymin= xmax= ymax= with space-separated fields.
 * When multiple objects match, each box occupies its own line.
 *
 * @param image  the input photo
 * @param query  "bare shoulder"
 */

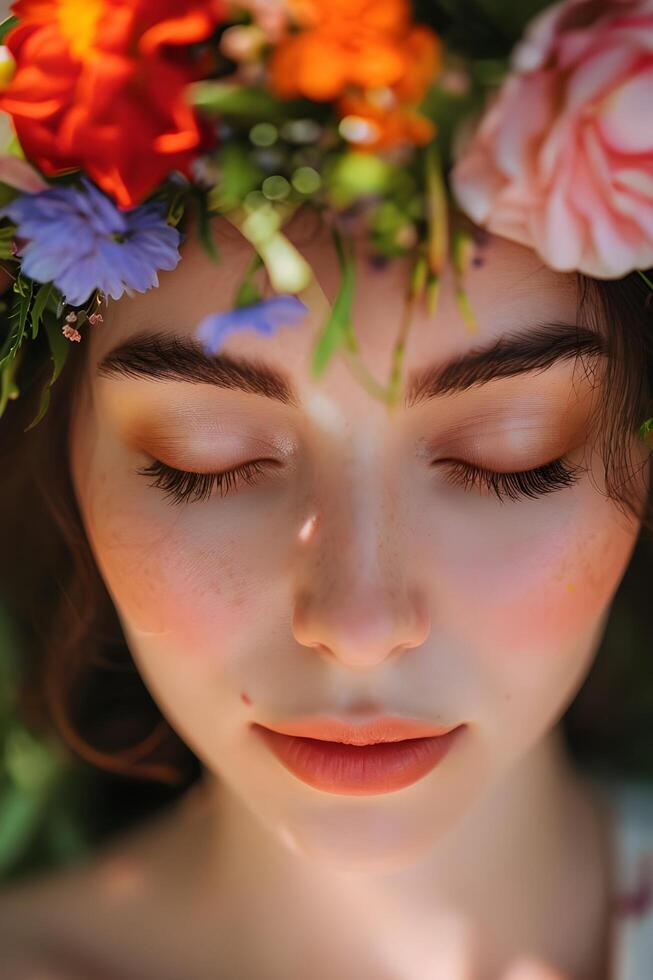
xmin=0 ymin=791 xmax=209 ymax=979
xmin=0 ymin=851 xmax=115 ymax=975
xmin=0 ymin=808 xmax=172 ymax=977
xmin=0 ymin=850 xmax=166 ymax=979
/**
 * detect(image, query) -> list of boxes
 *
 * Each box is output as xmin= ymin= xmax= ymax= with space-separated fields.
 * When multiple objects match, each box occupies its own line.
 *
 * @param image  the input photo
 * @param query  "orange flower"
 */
xmin=268 ymin=0 xmax=440 ymax=150
xmin=338 ymin=91 xmax=435 ymax=152
xmin=0 ymin=0 xmax=225 ymax=208
xmin=268 ymin=0 xmax=431 ymax=102
xmin=344 ymin=24 xmax=440 ymax=150
xmin=393 ymin=25 xmax=442 ymax=103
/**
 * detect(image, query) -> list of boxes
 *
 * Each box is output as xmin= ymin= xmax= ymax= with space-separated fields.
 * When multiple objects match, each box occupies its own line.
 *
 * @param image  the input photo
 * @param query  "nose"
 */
xmin=290 ymin=503 xmax=431 ymax=670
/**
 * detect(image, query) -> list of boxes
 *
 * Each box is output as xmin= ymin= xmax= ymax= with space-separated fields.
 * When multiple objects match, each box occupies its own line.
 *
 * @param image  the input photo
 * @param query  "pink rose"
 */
xmin=0 ymin=109 xmax=49 ymax=194
xmin=450 ymin=0 xmax=653 ymax=278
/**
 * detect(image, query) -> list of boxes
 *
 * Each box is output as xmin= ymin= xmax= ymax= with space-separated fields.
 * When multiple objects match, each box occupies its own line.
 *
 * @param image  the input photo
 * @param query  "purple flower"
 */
xmin=0 ymin=177 xmax=181 ymax=306
xmin=196 ymin=296 xmax=309 ymax=355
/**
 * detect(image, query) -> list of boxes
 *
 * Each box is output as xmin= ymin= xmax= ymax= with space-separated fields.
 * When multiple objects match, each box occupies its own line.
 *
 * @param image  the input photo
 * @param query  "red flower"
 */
xmin=0 ymin=0 xmax=225 ymax=209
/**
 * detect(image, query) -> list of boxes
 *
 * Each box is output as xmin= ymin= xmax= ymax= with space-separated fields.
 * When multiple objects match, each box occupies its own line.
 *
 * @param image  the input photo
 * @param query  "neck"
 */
xmin=186 ymin=726 xmax=611 ymax=980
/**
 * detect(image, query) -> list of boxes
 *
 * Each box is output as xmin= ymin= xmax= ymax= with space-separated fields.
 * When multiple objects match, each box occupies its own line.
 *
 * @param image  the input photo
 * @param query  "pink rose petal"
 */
xmin=494 ymin=73 xmax=555 ymax=180
xmin=452 ymin=0 xmax=653 ymax=279
xmin=0 ymin=154 xmax=49 ymax=193
xmin=598 ymin=66 xmax=653 ymax=153
xmin=565 ymin=45 xmax=636 ymax=112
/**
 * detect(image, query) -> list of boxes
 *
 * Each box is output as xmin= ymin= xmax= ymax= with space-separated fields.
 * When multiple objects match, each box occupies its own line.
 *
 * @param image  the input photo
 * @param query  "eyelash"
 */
xmin=136 ymin=458 xmax=279 ymax=506
xmin=137 ymin=455 xmax=583 ymax=506
xmin=440 ymin=456 xmax=582 ymax=502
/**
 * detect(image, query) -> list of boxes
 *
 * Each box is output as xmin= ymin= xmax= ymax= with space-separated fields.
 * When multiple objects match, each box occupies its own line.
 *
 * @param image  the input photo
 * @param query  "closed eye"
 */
xmin=437 ymin=456 xmax=584 ymax=502
xmin=136 ymin=457 xmax=280 ymax=505
xmin=137 ymin=454 xmax=584 ymax=508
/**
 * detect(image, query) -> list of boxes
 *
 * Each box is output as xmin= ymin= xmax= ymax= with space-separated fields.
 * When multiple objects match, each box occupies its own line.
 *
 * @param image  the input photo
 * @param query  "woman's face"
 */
xmin=69 ymin=211 xmax=647 ymax=871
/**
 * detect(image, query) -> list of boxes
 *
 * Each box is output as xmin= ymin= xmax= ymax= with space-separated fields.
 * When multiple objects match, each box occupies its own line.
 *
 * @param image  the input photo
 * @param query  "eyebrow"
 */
xmin=96 ymin=322 xmax=606 ymax=409
xmin=405 ymin=321 xmax=606 ymax=408
xmin=97 ymin=331 xmax=298 ymax=407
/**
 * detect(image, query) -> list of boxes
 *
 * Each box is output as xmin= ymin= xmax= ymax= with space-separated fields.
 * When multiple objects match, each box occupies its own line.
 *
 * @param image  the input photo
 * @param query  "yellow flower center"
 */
xmin=57 ymin=0 xmax=104 ymax=59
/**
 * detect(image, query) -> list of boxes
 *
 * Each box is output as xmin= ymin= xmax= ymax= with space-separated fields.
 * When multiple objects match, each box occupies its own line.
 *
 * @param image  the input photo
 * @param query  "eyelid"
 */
xmin=119 ymin=406 xmax=298 ymax=459
xmin=425 ymin=411 xmax=582 ymax=469
xmin=129 ymin=427 xmax=298 ymax=474
xmin=429 ymin=427 xmax=578 ymax=472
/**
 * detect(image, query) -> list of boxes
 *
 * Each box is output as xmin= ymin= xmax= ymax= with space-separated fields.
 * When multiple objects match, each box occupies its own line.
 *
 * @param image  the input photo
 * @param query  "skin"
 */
xmin=2 ymin=209 xmax=649 ymax=979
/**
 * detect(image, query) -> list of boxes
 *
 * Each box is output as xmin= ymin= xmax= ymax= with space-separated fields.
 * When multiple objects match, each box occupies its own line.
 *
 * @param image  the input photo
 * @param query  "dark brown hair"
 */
xmin=0 ymin=267 xmax=652 ymax=797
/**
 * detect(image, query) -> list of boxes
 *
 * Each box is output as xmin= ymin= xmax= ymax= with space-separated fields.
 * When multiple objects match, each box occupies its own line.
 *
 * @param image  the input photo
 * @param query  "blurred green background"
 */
xmin=0 ymin=530 xmax=651 ymax=888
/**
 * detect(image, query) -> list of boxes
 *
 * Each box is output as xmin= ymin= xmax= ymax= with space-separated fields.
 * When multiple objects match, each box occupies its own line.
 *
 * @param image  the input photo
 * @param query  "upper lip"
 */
xmin=253 ymin=716 xmax=462 ymax=746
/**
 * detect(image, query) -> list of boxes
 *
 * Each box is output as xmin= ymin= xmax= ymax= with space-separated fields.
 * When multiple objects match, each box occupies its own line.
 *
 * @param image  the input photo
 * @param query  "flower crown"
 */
xmin=0 ymin=0 xmax=651 ymax=430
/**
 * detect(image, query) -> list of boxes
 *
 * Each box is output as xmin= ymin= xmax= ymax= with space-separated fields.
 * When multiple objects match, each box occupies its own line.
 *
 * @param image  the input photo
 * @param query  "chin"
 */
xmin=263 ymin=785 xmax=472 ymax=875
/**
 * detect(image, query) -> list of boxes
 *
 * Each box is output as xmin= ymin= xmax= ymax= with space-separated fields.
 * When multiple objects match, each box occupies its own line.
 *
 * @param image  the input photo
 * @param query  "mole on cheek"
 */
xmin=241 ymin=691 xmax=252 ymax=706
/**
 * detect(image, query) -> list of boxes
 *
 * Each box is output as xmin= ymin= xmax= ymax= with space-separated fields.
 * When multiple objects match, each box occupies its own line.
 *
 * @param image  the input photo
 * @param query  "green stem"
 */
xmin=637 ymin=269 xmax=653 ymax=292
xmin=305 ymin=260 xmax=392 ymax=406
xmin=385 ymin=251 xmax=427 ymax=410
xmin=386 ymin=291 xmax=417 ymax=410
xmin=341 ymin=347 xmax=392 ymax=404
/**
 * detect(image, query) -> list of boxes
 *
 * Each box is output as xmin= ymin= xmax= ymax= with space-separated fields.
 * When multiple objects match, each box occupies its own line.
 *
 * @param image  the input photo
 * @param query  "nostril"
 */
xmin=311 ymin=642 xmax=332 ymax=657
xmin=390 ymin=643 xmax=411 ymax=657
xmin=310 ymin=640 xmax=414 ymax=662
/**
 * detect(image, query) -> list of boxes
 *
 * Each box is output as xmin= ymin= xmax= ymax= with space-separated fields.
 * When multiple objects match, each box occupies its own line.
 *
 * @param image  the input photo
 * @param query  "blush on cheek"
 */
xmin=499 ymin=520 xmax=635 ymax=652
xmin=439 ymin=496 xmax=639 ymax=658
xmin=86 ymin=501 xmax=273 ymax=661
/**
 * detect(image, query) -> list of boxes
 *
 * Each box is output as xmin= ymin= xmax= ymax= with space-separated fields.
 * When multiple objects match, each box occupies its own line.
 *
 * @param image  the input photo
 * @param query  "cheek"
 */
xmin=81 ymin=478 xmax=275 ymax=655
xmin=427 ymin=483 xmax=639 ymax=658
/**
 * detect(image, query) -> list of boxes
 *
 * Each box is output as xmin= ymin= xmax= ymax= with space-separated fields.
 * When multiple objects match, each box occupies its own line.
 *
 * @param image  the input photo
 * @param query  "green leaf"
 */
xmin=16 ymin=282 xmax=32 ymax=342
xmin=0 ymin=15 xmax=19 ymax=43
xmin=0 ymin=319 xmax=18 ymax=363
xmin=12 ymin=271 xmax=29 ymax=297
xmin=0 ymin=784 xmax=44 ymax=875
xmin=25 ymin=311 xmax=70 ymax=431
xmin=5 ymin=727 xmax=60 ymax=795
xmin=193 ymin=191 xmax=220 ymax=261
xmin=191 ymin=82 xmax=289 ymax=120
xmin=0 ymin=277 xmax=32 ymax=370
xmin=234 ymin=253 xmax=264 ymax=308
xmin=30 ymin=282 xmax=53 ymax=340
xmin=324 ymin=151 xmax=396 ymax=209
xmin=637 ymin=270 xmax=653 ymax=292
xmin=311 ymin=229 xmax=356 ymax=379
xmin=26 ymin=385 xmax=51 ymax=431
xmin=0 ymin=223 xmax=15 ymax=257
xmin=14 ymin=275 xmax=33 ymax=337
xmin=165 ymin=188 xmax=188 ymax=228
xmin=207 ymin=143 xmax=264 ymax=213
xmin=0 ymin=347 xmax=21 ymax=416
xmin=639 ymin=418 xmax=653 ymax=442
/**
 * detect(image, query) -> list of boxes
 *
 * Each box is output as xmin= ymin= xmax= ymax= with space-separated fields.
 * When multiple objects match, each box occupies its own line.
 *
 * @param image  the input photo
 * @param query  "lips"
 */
xmin=252 ymin=716 xmax=465 ymax=796
xmin=255 ymin=715 xmax=459 ymax=745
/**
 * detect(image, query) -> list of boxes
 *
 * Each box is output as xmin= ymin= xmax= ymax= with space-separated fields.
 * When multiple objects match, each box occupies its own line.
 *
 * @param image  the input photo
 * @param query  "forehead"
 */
xmin=86 ymin=209 xmax=579 ymax=392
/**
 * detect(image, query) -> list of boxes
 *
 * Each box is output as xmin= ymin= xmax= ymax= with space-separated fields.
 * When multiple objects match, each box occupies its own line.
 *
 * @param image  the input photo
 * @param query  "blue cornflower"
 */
xmin=0 ymin=176 xmax=182 ymax=306
xmin=196 ymin=296 xmax=309 ymax=355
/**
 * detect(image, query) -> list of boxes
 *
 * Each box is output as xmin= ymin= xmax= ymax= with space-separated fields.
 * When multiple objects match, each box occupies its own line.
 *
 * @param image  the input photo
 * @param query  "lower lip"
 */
xmin=253 ymin=725 xmax=465 ymax=796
